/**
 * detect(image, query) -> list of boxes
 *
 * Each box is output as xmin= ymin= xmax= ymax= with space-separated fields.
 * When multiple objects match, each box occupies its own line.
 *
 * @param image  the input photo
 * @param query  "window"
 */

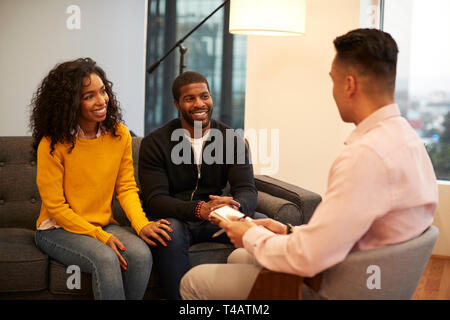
xmin=145 ymin=0 xmax=247 ymax=135
xmin=382 ymin=0 xmax=450 ymax=181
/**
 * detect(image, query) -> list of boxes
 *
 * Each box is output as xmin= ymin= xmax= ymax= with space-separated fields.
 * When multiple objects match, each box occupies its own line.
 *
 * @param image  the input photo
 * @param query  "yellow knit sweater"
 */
xmin=36 ymin=123 xmax=151 ymax=244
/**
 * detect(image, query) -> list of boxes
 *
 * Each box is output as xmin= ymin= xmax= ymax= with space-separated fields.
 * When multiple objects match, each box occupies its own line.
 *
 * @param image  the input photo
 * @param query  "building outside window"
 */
xmin=145 ymin=0 xmax=247 ymax=135
xmin=381 ymin=0 xmax=450 ymax=181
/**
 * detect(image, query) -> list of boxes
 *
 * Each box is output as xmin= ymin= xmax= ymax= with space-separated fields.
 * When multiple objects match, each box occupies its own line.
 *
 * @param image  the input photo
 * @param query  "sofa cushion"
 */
xmin=0 ymin=228 xmax=48 ymax=293
xmin=0 ymin=137 xmax=41 ymax=230
xmin=111 ymin=137 xmax=143 ymax=227
xmin=188 ymin=242 xmax=235 ymax=267
xmin=48 ymin=260 xmax=93 ymax=297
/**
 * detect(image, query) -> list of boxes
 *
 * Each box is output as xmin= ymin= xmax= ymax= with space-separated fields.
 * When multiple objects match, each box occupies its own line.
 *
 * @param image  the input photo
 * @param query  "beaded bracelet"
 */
xmin=195 ymin=201 xmax=205 ymax=220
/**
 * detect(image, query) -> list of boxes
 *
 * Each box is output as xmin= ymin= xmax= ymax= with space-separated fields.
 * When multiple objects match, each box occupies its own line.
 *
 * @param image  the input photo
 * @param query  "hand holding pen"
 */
xmin=211 ymin=212 xmax=251 ymax=238
xmin=212 ymin=214 xmax=256 ymax=248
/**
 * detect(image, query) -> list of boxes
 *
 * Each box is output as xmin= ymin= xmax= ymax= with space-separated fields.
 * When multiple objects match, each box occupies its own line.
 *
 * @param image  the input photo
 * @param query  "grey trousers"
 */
xmin=180 ymin=248 xmax=263 ymax=300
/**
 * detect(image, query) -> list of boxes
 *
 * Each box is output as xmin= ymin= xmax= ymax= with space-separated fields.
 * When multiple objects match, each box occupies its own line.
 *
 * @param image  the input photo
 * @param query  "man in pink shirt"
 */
xmin=180 ymin=28 xmax=439 ymax=300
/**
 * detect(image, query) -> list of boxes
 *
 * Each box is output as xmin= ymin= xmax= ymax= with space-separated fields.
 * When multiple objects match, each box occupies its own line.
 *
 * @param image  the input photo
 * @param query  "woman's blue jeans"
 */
xmin=35 ymin=224 xmax=152 ymax=300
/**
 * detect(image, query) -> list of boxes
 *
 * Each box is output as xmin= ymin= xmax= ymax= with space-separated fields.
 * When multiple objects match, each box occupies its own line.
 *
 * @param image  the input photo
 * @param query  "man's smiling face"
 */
xmin=174 ymin=82 xmax=213 ymax=130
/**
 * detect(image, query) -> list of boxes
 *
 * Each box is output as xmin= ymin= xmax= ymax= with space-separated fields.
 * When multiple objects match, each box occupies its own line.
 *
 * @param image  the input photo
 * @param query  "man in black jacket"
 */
xmin=138 ymin=71 xmax=259 ymax=299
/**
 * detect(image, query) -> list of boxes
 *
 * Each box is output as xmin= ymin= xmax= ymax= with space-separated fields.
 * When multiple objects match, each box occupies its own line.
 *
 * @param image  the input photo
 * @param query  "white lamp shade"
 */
xmin=229 ymin=0 xmax=306 ymax=36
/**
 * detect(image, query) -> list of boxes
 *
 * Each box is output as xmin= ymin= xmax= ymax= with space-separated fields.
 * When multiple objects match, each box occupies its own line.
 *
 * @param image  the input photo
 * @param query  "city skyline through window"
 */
xmin=383 ymin=0 xmax=450 ymax=180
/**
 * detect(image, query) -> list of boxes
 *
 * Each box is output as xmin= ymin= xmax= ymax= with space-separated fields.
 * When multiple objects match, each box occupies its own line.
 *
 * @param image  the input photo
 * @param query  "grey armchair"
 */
xmin=248 ymin=225 xmax=439 ymax=300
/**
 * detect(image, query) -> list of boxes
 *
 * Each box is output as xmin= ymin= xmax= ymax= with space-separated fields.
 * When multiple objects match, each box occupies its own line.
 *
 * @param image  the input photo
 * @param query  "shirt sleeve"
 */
xmin=243 ymin=145 xmax=391 ymax=277
xmin=36 ymin=138 xmax=112 ymax=244
xmin=114 ymin=128 xmax=152 ymax=235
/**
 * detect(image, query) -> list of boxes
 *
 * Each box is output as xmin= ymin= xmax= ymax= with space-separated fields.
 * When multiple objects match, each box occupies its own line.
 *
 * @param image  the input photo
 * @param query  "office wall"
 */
xmin=0 ymin=0 xmax=147 ymax=136
xmin=244 ymin=0 xmax=359 ymax=196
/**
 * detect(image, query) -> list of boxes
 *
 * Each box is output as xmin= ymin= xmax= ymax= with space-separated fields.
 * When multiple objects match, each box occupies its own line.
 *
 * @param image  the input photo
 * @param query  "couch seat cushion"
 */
xmin=48 ymin=259 xmax=93 ymax=297
xmin=0 ymin=228 xmax=48 ymax=292
xmin=188 ymin=242 xmax=235 ymax=267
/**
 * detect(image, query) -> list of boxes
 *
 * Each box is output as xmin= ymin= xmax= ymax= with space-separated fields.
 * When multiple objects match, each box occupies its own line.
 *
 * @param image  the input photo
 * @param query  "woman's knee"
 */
xmin=93 ymin=246 xmax=121 ymax=269
xmin=124 ymin=238 xmax=153 ymax=268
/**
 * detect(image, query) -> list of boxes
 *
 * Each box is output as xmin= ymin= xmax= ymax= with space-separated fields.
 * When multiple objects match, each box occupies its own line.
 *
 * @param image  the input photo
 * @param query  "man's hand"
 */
xmin=252 ymin=218 xmax=288 ymax=235
xmin=219 ymin=216 xmax=256 ymax=248
xmin=139 ymin=219 xmax=173 ymax=247
xmin=199 ymin=195 xmax=241 ymax=220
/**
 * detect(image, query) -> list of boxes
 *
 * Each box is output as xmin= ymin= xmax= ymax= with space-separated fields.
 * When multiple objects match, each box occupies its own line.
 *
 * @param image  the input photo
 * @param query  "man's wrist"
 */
xmin=284 ymin=223 xmax=293 ymax=235
xmin=195 ymin=201 xmax=205 ymax=220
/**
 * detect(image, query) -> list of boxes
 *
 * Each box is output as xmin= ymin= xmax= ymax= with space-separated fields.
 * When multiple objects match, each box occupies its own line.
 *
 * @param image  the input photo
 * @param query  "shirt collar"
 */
xmin=345 ymin=104 xmax=401 ymax=145
xmin=76 ymin=124 xmax=105 ymax=139
xmin=184 ymin=129 xmax=211 ymax=142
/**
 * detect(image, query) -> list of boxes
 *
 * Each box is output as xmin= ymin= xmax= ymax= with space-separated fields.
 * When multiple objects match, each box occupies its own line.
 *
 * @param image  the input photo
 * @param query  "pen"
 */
xmin=211 ymin=213 xmax=251 ymax=238
xmin=211 ymin=228 xmax=226 ymax=238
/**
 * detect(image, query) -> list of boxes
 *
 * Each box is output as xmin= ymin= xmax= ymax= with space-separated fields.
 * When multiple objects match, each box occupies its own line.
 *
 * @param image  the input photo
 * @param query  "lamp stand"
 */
xmin=147 ymin=0 xmax=230 ymax=75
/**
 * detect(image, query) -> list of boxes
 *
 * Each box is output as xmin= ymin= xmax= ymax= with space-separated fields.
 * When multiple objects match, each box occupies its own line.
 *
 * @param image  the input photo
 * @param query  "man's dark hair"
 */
xmin=172 ymin=71 xmax=210 ymax=101
xmin=333 ymin=28 xmax=399 ymax=92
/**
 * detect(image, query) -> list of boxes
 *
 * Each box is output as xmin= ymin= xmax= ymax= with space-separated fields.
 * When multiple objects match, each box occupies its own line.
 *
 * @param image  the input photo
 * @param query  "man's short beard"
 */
xmin=180 ymin=109 xmax=212 ymax=129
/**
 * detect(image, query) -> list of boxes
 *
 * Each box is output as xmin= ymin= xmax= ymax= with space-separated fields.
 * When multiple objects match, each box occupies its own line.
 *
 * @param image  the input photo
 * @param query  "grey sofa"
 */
xmin=0 ymin=136 xmax=321 ymax=299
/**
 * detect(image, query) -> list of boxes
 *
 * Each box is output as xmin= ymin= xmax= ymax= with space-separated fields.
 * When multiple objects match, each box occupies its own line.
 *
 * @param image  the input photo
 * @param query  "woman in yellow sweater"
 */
xmin=30 ymin=58 xmax=172 ymax=299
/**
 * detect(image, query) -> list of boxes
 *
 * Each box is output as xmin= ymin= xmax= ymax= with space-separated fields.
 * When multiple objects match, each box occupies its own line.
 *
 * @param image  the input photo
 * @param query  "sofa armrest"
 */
xmin=256 ymin=191 xmax=303 ymax=225
xmin=254 ymin=175 xmax=322 ymax=224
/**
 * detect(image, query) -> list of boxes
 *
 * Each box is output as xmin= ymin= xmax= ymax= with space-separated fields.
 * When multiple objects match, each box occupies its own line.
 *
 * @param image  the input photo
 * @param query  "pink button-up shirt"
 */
xmin=243 ymin=104 xmax=438 ymax=277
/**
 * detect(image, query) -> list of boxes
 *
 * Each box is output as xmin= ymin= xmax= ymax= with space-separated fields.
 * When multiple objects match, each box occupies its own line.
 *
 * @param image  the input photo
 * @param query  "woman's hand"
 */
xmin=106 ymin=235 xmax=128 ymax=271
xmin=139 ymin=219 xmax=173 ymax=247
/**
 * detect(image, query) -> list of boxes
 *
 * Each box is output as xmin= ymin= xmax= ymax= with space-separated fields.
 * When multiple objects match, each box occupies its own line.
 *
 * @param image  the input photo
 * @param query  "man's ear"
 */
xmin=345 ymin=75 xmax=357 ymax=97
xmin=174 ymin=99 xmax=180 ymax=110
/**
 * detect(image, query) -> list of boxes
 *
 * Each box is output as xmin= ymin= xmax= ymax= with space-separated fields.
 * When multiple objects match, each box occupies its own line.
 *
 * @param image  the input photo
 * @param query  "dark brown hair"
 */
xmin=171 ymin=71 xmax=210 ymax=101
xmin=30 ymin=57 xmax=123 ymax=156
xmin=333 ymin=28 xmax=399 ymax=92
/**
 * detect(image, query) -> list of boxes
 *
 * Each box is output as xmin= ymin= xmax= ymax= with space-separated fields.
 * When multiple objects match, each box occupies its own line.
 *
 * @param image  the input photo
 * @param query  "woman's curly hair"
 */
xmin=30 ymin=57 xmax=123 ymax=156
